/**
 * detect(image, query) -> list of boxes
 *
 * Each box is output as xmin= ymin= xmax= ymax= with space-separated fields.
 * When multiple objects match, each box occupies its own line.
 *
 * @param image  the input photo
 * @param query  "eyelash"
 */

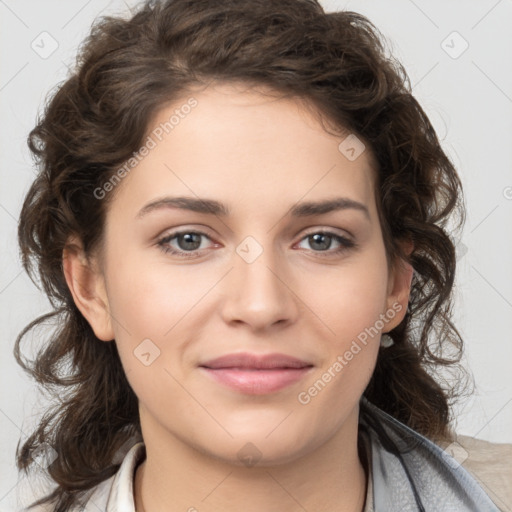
xmin=156 ymin=229 xmax=356 ymax=259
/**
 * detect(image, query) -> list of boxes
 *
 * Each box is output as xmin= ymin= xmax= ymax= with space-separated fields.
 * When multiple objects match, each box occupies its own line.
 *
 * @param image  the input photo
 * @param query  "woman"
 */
xmin=14 ymin=0 xmax=509 ymax=510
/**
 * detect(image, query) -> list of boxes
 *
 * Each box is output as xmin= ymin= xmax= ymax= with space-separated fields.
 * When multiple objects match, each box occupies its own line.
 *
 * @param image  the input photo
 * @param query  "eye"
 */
xmin=157 ymin=229 xmax=356 ymax=259
xmin=295 ymin=231 xmax=355 ymax=256
xmin=157 ymin=230 xmax=215 ymax=259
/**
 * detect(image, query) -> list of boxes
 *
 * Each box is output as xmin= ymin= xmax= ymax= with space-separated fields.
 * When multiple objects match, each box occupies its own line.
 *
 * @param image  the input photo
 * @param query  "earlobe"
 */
xmin=62 ymin=238 xmax=114 ymax=342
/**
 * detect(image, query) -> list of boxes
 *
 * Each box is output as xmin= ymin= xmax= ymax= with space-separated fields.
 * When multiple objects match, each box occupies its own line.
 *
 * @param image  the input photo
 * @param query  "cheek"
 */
xmin=306 ymin=252 xmax=390 ymax=341
xmin=104 ymin=262 xmax=199 ymax=415
xmin=103 ymin=246 xmax=228 ymax=394
xmin=298 ymin=248 xmax=389 ymax=395
xmin=105 ymin=247 xmax=217 ymax=336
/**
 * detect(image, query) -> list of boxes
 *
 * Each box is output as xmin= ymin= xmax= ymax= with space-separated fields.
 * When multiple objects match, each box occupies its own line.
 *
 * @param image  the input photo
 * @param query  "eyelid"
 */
xmin=156 ymin=223 xmax=216 ymax=238
xmin=298 ymin=226 xmax=354 ymax=240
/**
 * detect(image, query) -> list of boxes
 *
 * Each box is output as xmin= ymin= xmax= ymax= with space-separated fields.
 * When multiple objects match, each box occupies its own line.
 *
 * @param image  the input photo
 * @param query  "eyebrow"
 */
xmin=136 ymin=196 xmax=370 ymax=220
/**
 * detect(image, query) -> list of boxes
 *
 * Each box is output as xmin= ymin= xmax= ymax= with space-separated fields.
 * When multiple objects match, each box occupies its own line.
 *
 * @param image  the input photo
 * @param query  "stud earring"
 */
xmin=380 ymin=334 xmax=394 ymax=348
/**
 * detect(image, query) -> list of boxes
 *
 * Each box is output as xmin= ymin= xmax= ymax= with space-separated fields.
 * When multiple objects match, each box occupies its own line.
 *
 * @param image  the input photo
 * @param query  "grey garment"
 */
xmin=359 ymin=398 xmax=501 ymax=511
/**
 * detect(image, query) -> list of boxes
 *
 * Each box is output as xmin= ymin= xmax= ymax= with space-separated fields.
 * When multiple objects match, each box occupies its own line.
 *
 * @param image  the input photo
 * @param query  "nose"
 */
xmin=219 ymin=239 xmax=299 ymax=332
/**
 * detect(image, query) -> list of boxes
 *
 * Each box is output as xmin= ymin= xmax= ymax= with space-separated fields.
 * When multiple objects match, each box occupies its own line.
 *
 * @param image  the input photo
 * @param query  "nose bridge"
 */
xmin=221 ymin=234 xmax=297 ymax=329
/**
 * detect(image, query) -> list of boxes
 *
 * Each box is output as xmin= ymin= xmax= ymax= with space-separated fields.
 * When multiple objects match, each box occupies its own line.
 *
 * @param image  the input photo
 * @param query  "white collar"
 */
xmin=81 ymin=441 xmax=145 ymax=512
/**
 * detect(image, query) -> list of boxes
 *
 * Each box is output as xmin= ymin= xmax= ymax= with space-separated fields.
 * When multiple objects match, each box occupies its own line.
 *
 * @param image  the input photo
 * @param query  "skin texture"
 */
xmin=63 ymin=82 xmax=413 ymax=512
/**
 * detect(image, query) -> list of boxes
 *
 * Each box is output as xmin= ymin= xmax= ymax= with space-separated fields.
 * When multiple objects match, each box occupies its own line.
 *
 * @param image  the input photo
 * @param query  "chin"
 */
xmin=193 ymin=430 xmax=313 ymax=469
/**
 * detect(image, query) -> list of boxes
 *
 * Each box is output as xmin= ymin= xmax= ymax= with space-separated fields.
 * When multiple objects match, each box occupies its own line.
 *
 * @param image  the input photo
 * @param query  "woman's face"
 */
xmin=71 ymin=82 xmax=411 ymax=466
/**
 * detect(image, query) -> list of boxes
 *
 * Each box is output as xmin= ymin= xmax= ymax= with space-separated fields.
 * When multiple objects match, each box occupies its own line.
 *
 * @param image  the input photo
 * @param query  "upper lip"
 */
xmin=199 ymin=352 xmax=313 ymax=369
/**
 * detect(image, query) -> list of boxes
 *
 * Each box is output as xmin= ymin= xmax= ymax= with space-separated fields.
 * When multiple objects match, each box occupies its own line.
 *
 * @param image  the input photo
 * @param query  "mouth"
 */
xmin=198 ymin=352 xmax=314 ymax=395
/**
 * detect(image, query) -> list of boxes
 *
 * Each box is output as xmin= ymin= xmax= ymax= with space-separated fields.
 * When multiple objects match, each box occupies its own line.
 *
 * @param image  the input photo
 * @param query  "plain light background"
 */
xmin=1 ymin=0 xmax=511 ymax=510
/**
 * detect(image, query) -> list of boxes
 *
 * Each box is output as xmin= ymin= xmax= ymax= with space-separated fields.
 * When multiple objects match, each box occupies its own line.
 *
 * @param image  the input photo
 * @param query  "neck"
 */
xmin=134 ymin=407 xmax=368 ymax=512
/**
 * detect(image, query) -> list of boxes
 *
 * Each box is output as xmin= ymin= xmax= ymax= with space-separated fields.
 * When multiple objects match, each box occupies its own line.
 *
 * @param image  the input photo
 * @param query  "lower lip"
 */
xmin=199 ymin=367 xmax=313 ymax=395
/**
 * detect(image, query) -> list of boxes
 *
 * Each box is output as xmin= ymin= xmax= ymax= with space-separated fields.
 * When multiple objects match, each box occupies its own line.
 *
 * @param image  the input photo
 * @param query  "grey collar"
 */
xmin=359 ymin=398 xmax=500 ymax=511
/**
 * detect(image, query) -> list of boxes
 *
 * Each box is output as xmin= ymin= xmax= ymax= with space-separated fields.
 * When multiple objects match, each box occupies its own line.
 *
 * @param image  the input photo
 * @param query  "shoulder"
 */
xmin=19 ymin=442 xmax=145 ymax=512
xmin=359 ymin=399 xmax=504 ymax=511
xmin=438 ymin=434 xmax=512 ymax=512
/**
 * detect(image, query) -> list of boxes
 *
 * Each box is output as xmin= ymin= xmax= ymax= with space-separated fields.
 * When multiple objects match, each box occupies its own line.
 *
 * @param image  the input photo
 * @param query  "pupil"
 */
xmin=310 ymin=233 xmax=330 ymax=251
xmin=178 ymin=233 xmax=201 ymax=250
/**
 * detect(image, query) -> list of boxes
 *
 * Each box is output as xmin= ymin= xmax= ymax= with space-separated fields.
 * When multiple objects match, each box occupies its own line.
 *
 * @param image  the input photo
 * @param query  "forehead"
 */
xmin=108 ymin=82 xmax=378 ymax=222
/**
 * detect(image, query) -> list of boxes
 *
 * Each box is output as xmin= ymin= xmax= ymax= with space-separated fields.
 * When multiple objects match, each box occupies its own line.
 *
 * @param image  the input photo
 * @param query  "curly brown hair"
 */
xmin=15 ymin=0 xmax=468 ymax=510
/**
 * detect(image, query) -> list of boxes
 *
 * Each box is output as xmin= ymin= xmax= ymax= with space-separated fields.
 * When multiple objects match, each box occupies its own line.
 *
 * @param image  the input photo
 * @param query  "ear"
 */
xmin=62 ymin=236 xmax=114 ymax=341
xmin=383 ymin=239 xmax=414 ymax=332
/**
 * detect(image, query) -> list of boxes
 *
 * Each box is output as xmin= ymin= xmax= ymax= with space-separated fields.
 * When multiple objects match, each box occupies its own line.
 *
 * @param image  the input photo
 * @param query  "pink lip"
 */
xmin=198 ymin=352 xmax=314 ymax=395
